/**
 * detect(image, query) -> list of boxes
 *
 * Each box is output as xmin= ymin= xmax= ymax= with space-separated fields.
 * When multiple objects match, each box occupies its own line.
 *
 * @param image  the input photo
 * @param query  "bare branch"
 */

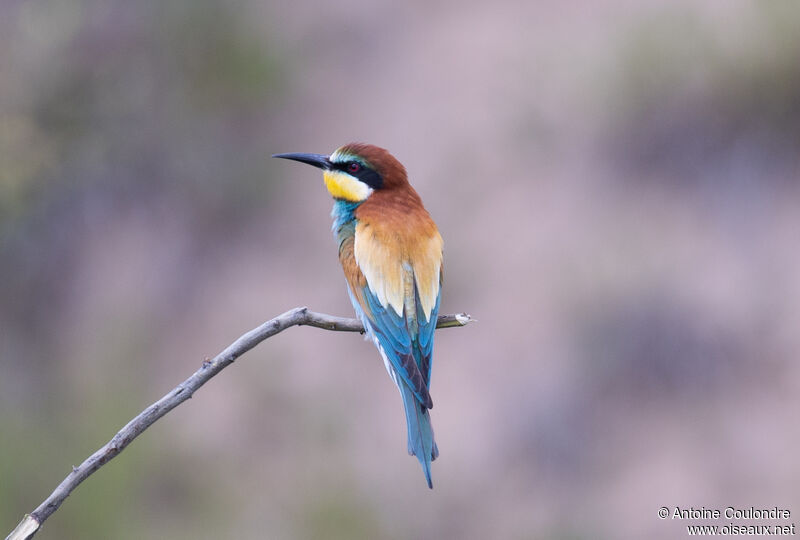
xmin=5 ymin=307 xmax=473 ymax=540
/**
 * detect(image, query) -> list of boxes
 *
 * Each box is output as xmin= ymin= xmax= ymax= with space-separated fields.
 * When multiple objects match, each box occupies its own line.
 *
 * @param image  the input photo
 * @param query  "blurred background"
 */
xmin=2 ymin=0 xmax=799 ymax=538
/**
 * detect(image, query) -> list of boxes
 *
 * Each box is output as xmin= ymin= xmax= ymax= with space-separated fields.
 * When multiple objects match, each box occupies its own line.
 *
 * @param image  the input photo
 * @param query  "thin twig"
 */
xmin=5 ymin=307 xmax=473 ymax=540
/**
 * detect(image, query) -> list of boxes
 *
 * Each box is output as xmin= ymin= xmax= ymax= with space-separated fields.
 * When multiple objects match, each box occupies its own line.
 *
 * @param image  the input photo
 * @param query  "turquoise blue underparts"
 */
xmin=331 ymin=199 xmax=361 ymax=243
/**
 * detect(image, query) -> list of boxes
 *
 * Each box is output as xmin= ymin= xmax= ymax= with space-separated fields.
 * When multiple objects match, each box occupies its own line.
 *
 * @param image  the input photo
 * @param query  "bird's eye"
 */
xmin=347 ymin=161 xmax=361 ymax=173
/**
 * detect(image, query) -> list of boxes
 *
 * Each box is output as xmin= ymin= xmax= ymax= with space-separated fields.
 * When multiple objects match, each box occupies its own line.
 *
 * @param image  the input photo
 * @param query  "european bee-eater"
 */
xmin=273 ymin=143 xmax=443 ymax=488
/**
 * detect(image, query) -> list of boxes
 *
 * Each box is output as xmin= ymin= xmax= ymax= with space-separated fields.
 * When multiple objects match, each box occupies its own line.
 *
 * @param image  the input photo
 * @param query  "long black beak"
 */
xmin=272 ymin=152 xmax=331 ymax=170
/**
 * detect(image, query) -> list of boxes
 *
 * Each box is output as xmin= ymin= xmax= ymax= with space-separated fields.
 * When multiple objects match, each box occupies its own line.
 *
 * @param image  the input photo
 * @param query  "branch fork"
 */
xmin=5 ymin=307 xmax=472 ymax=540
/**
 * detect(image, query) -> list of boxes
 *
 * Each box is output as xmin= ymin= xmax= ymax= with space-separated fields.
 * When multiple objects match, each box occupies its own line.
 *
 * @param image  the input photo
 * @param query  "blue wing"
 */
xmin=359 ymin=283 xmax=435 ymax=409
xmin=414 ymin=284 xmax=440 ymax=387
xmin=346 ymin=278 xmax=441 ymax=487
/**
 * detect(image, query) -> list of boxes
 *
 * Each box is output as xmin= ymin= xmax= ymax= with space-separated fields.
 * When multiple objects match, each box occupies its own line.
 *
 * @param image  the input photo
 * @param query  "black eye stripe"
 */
xmin=332 ymin=160 xmax=383 ymax=190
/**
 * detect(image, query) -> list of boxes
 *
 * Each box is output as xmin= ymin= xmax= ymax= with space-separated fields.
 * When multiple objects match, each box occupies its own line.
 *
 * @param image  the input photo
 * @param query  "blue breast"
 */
xmin=331 ymin=199 xmax=361 ymax=248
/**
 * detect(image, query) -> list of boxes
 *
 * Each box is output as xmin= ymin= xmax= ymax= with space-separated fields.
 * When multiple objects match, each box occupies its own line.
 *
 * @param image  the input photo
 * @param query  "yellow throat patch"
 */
xmin=324 ymin=170 xmax=373 ymax=202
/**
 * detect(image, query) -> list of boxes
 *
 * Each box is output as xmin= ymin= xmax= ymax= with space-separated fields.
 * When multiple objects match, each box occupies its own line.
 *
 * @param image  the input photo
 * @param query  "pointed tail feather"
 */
xmin=399 ymin=381 xmax=438 ymax=488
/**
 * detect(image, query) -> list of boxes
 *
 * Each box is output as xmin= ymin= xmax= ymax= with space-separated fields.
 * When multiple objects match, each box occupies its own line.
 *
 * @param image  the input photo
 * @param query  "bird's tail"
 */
xmin=399 ymin=380 xmax=439 ymax=489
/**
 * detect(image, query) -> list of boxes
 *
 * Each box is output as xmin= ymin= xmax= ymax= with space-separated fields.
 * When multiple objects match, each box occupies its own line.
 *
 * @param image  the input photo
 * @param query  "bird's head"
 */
xmin=273 ymin=143 xmax=407 ymax=203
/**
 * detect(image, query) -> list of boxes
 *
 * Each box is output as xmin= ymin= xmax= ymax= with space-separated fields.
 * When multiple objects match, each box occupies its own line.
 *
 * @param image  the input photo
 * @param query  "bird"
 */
xmin=273 ymin=143 xmax=443 ymax=488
